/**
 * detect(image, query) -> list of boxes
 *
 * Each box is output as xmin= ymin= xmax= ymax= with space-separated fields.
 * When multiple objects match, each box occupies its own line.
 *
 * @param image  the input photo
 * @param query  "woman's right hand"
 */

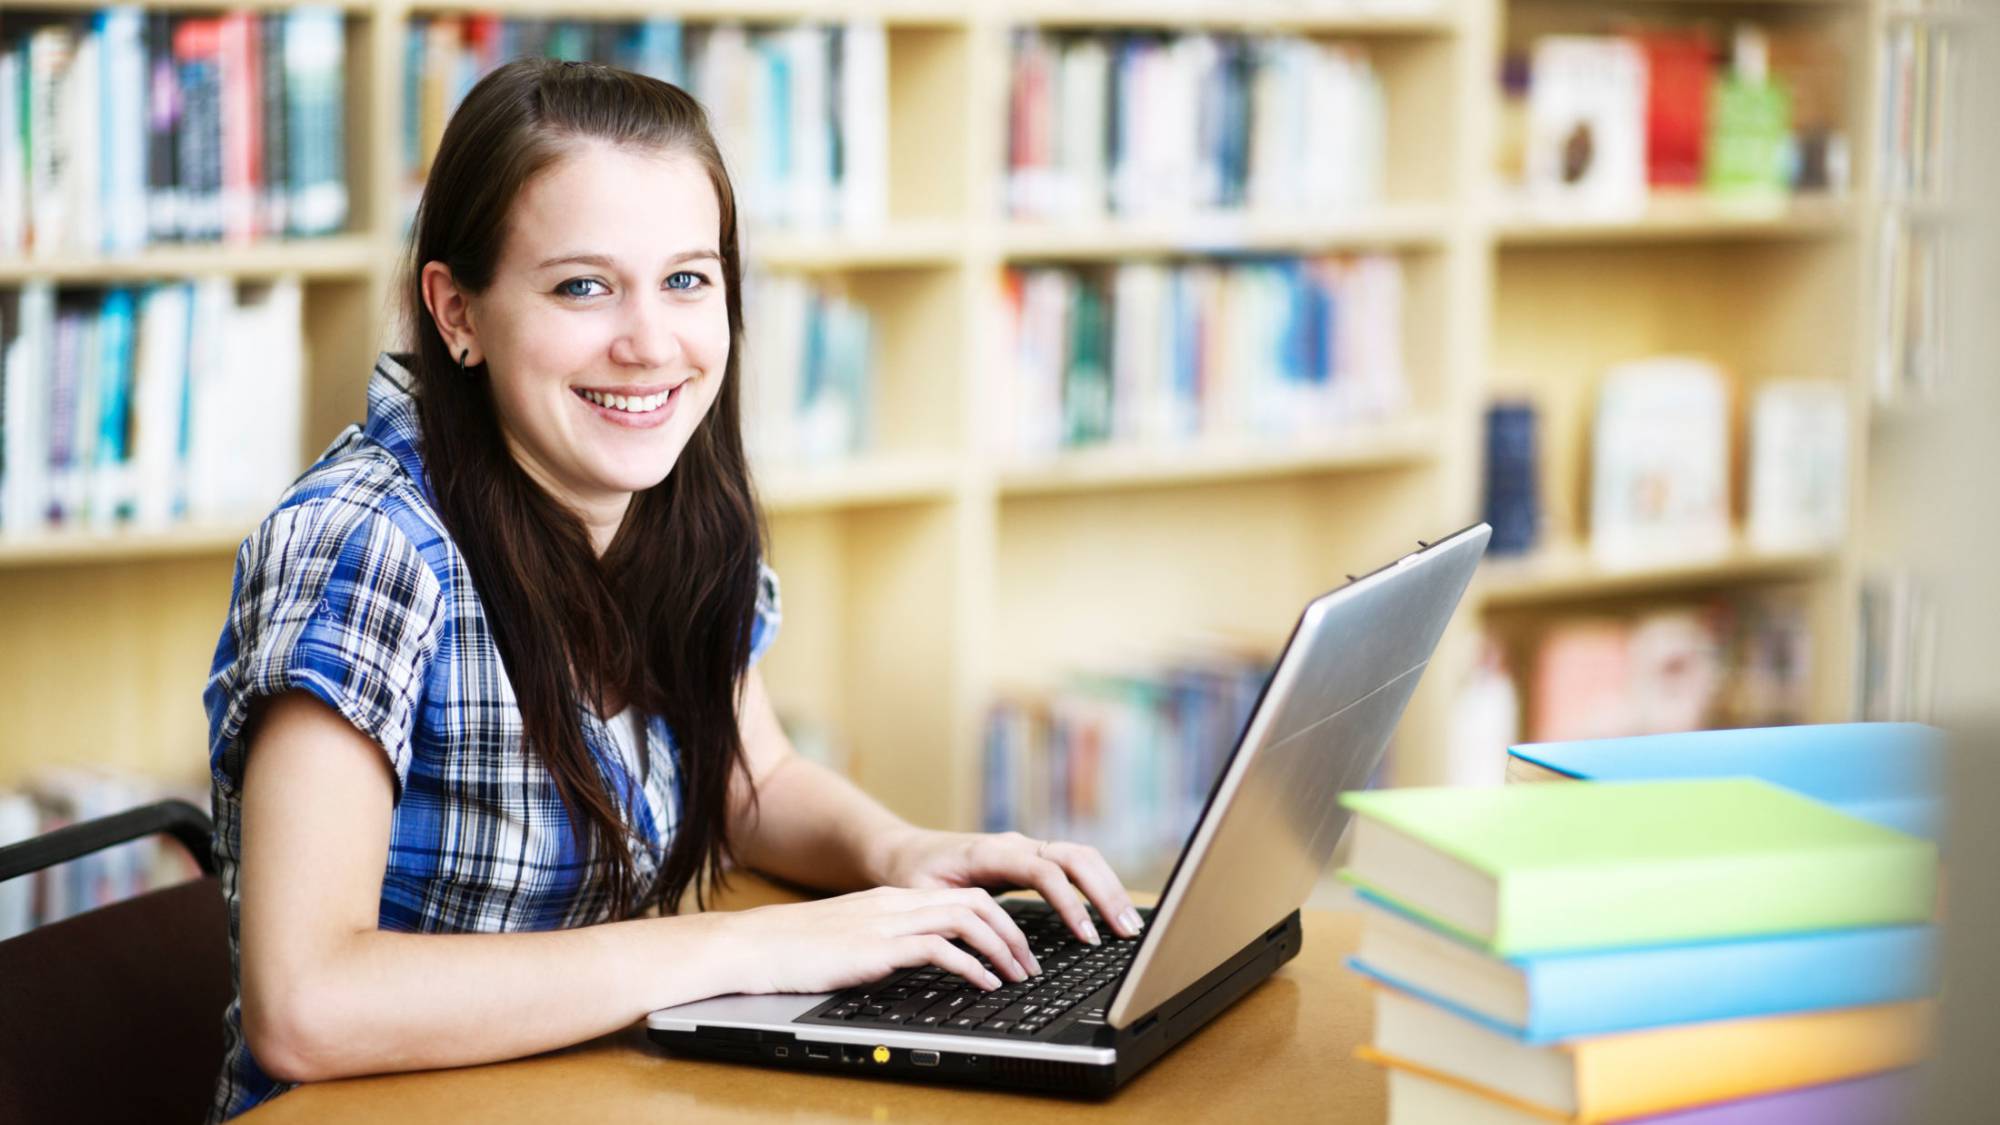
xmin=711 ymin=885 xmax=1044 ymax=996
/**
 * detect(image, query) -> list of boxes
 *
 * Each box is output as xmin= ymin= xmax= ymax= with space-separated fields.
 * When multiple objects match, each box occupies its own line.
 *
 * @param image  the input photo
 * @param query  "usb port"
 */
xmin=803 ymin=1044 xmax=830 ymax=1061
xmin=911 ymin=1049 xmax=941 ymax=1068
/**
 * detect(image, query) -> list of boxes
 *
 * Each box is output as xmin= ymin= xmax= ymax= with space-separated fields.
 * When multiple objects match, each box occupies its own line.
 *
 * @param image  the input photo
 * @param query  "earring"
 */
xmin=457 ymin=346 xmax=470 ymax=374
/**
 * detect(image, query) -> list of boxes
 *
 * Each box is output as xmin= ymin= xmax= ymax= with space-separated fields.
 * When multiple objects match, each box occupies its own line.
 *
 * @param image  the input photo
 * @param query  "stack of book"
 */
xmin=1339 ymin=778 xmax=1938 ymax=1124
xmin=403 ymin=16 xmax=887 ymax=233
xmin=1006 ymin=30 xmax=1383 ymax=221
xmin=999 ymin=254 xmax=1406 ymax=458
xmin=0 ymin=6 xmax=350 ymax=256
xmin=982 ymin=651 xmax=1271 ymax=877
xmin=0 ymin=276 xmax=304 ymax=534
xmin=1504 ymin=721 xmax=1944 ymax=840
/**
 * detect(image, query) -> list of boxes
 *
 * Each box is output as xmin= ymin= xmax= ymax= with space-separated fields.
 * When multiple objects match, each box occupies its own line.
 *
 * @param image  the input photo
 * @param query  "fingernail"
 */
xmin=984 ymin=971 xmax=1003 ymax=990
xmin=1119 ymin=908 xmax=1144 ymax=935
xmin=1029 ymin=955 xmax=1044 ymax=975
xmin=1083 ymin=920 xmax=1101 ymax=946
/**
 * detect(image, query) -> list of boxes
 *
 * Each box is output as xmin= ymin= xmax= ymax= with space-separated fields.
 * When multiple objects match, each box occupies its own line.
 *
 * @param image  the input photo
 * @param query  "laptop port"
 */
xmin=803 ymin=1044 xmax=830 ymax=1061
xmin=840 ymin=1044 xmax=867 ymax=1064
xmin=911 ymin=1050 xmax=941 ymax=1067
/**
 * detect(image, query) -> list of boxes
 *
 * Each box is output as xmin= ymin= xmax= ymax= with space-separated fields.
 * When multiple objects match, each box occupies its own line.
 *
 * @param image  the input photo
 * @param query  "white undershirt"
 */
xmin=605 ymin=705 xmax=648 ymax=784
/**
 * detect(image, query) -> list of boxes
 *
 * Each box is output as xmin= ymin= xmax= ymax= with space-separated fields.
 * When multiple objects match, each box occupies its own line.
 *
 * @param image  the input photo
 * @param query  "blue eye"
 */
xmin=556 ymin=277 xmax=607 ymax=299
xmin=667 ymin=270 xmax=709 ymax=291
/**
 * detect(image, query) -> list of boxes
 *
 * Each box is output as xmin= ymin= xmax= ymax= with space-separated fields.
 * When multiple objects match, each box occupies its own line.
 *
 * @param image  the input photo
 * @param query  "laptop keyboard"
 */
xmin=799 ymin=901 xmax=1149 ymax=1039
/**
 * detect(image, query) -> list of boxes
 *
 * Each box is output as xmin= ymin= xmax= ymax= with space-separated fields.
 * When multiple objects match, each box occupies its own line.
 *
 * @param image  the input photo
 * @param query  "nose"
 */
xmin=609 ymin=291 xmax=683 ymax=369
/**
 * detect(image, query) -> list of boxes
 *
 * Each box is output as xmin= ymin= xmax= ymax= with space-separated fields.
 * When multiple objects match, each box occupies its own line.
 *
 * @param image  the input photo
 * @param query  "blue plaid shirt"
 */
xmin=202 ymin=352 xmax=780 ymax=1122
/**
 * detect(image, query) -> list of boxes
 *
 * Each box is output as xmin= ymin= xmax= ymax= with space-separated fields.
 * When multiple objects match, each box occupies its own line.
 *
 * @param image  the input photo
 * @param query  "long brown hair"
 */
xmin=400 ymin=57 xmax=762 ymax=917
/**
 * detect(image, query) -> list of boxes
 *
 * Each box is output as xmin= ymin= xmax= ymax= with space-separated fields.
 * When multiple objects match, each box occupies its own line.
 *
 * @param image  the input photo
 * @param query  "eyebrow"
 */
xmin=535 ymin=249 xmax=722 ymax=270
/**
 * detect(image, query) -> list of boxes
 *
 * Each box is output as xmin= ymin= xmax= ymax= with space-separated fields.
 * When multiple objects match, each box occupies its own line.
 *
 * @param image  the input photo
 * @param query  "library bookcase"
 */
xmin=0 ymin=0 xmax=1954 ymax=891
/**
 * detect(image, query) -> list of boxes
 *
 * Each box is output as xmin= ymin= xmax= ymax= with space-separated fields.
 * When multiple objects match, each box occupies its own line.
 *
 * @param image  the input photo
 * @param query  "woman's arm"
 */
xmin=238 ymin=691 xmax=740 ymax=1082
xmin=723 ymin=666 xmax=914 ymax=891
xmin=239 ymin=690 xmax=1034 ymax=1084
xmin=727 ymin=668 xmax=1147 ymax=942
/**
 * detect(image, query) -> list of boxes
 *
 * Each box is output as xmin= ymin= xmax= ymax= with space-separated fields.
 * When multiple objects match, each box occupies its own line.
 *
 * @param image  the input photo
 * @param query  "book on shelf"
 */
xmin=0 ymin=275 xmax=303 ymax=536
xmin=1588 ymin=356 xmax=1730 ymax=566
xmin=998 ymin=254 xmax=1406 ymax=459
xmin=1524 ymin=36 xmax=1648 ymax=219
xmin=982 ymin=651 xmax=1271 ymax=879
xmin=1705 ymin=27 xmax=1792 ymax=202
xmin=1384 ymin=1066 xmax=1915 ymax=1125
xmin=1481 ymin=401 xmax=1539 ymax=556
xmin=742 ymin=270 xmax=874 ymax=467
xmin=1874 ymin=212 xmax=1956 ymax=403
xmin=1505 ymin=723 xmax=1945 ymax=839
xmin=1350 ymin=892 xmax=1936 ymax=1044
xmin=1746 ymin=380 xmax=1847 ymax=553
xmin=1365 ymin=987 xmax=1927 ymax=1123
xmin=1337 ymin=778 xmax=1937 ymax=956
xmin=1006 ymin=29 xmax=1383 ymax=222
xmin=0 ymin=6 xmax=348 ymax=257
xmin=1878 ymin=19 xmax=1961 ymax=203
xmin=1856 ymin=571 xmax=1938 ymax=726
xmin=402 ymin=17 xmax=887 ymax=234
xmin=1638 ymin=30 xmax=1711 ymax=190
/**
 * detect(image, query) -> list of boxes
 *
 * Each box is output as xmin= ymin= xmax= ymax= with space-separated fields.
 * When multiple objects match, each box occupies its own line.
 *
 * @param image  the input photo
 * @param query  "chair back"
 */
xmin=0 ymin=799 xmax=230 ymax=1125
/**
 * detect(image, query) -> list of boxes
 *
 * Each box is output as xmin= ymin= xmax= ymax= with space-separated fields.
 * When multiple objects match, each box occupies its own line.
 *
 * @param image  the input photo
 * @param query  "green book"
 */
xmin=1338 ymin=778 xmax=1936 ymax=955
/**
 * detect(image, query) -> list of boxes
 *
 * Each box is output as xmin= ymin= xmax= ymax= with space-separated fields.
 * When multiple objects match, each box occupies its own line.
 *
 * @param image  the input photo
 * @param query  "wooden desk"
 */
xmin=240 ymin=877 xmax=1383 ymax=1123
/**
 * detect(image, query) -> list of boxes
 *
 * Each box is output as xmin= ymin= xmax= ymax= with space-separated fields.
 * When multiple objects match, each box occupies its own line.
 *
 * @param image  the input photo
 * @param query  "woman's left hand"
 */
xmin=872 ymin=829 xmax=1145 ymax=946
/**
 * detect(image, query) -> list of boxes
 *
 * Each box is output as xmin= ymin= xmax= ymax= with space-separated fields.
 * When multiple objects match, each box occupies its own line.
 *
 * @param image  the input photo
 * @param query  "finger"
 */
xmin=906 ymin=904 xmax=1026 ymax=982
xmin=1016 ymin=856 xmax=1099 ymax=946
xmin=905 ymin=934 xmax=1002 ymax=992
xmin=950 ymin=887 xmax=1041 ymax=976
xmin=1043 ymin=842 xmax=1144 ymax=939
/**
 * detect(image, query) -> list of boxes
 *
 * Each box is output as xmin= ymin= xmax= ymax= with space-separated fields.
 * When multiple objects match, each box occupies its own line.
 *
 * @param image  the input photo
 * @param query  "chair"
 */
xmin=0 ymin=799 xmax=230 ymax=1125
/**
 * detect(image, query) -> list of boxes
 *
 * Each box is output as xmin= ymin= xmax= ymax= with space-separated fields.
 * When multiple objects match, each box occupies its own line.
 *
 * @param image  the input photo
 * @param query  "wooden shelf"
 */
xmin=757 ymin=452 xmax=959 ymax=513
xmin=397 ymin=0 xmax=970 ymax=21
xmin=998 ymin=417 xmax=1439 ymax=496
xmin=1492 ymin=193 xmax=1853 ymax=246
xmin=1477 ymin=540 xmax=1839 ymax=608
xmin=747 ymin=222 xmax=963 ymax=272
xmin=0 ymin=235 xmax=383 ymax=284
xmin=0 ymin=524 xmax=251 ymax=570
xmin=1001 ymin=204 xmax=1453 ymax=261
xmin=999 ymin=1 xmax=1458 ymax=35
xmin=22 ymin=0 xmax=371 ymax=10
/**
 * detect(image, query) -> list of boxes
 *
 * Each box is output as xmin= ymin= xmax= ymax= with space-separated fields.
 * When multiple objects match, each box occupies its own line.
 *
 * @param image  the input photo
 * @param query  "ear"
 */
xmin=420 ymin=260 xmax=483 ymax=367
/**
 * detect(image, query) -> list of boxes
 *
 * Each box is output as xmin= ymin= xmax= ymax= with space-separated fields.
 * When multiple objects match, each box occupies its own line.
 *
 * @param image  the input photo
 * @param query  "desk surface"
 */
xmin=241 ymin=877 xmax=1382 ymax=1123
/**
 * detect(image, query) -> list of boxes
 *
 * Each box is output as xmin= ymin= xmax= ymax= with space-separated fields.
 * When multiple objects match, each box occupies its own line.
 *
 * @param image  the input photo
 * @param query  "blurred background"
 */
xmin=0 ymin=0 xmax=1987 ymax=1057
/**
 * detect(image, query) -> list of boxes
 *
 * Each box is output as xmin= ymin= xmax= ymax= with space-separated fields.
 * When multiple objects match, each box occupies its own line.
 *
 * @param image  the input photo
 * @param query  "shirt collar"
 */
xmin=364 ymin=352 xmax=434 ymax=500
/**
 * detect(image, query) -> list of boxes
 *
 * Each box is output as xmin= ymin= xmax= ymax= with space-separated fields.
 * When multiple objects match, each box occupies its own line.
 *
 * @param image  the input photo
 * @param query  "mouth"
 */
xmin=572 ymin=381 xmax=685 ymax=428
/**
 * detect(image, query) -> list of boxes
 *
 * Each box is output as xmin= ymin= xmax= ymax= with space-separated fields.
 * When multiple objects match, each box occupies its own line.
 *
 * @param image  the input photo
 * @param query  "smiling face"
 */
xmin=451 ymin=140 xmax=732 ymax=546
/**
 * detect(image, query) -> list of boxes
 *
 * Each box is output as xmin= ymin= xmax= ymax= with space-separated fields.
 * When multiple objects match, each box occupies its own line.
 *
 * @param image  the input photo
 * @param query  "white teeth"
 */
xmin=580 ymin=387 xmax=675 ymax=413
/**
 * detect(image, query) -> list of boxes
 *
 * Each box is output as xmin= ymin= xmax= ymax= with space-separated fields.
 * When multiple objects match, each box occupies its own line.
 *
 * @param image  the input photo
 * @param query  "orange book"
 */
xmin=1363 ymin=984 xmax=1929 ymax=1123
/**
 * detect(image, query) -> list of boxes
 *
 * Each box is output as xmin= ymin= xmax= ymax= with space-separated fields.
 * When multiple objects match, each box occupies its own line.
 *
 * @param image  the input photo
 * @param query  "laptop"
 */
xmin=647 ymin=522 xmax=1491 ymax=1095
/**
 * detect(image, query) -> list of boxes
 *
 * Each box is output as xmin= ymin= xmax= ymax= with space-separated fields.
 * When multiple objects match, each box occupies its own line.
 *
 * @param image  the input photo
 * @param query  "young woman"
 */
xmin=201 ymin=58 xmax=1139 ymax=1121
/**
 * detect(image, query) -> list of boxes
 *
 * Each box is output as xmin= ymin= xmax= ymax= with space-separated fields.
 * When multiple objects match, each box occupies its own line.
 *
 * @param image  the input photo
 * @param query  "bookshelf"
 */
xmin=0 ymin=0 xmax=1939 ymax=893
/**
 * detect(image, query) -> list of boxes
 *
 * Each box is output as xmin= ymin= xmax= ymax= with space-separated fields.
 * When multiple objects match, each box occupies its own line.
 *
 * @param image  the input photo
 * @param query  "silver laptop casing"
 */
xmin=647 ymin=524 xmax=1490 ymax=1072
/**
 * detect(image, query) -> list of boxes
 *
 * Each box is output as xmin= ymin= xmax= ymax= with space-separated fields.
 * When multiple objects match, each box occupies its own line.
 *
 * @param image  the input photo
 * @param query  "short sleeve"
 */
xmin=204 ymin=503 xmax=445 ymax=803
xmin=747 ymin=560 xmax=782 ymax=668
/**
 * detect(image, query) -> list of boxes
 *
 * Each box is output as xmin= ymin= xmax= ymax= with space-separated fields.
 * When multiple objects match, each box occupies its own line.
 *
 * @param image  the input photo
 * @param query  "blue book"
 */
xmin=1349 ymin=891 xmax=1937 ymax=1043
xmin=1506 ymin=722 xmax=1944 ymax=838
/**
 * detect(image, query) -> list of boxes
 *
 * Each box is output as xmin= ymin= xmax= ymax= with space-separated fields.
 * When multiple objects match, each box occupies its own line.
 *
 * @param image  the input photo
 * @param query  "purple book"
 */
xmin=1626 ymin=1071 xmax=1915 ymax=1124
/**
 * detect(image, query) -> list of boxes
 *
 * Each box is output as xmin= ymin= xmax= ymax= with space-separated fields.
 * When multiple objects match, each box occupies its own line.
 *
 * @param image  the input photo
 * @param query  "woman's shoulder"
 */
xmin=237 ymin=430 xmax=457 ymax=598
